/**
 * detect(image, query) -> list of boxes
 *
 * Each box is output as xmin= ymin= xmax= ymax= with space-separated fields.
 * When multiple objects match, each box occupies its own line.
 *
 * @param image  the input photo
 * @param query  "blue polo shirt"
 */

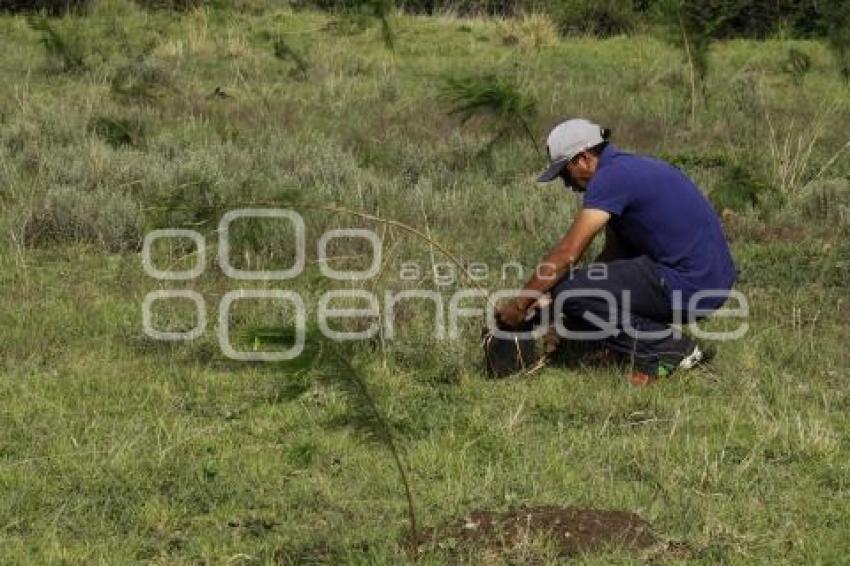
xmin=583 ymin=144 xmax=736 ymax=312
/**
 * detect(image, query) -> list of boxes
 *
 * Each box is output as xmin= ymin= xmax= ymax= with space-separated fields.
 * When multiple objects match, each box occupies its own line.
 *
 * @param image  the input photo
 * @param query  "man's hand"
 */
xmin=495 ymin=208 xmax=609 ymax=330
xmin=496 ymin=298 xmax=529 ymax=329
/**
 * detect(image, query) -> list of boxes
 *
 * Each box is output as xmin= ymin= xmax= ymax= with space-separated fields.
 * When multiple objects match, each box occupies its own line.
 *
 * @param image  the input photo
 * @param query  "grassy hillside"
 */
xmin=0 ymin=2 xmax=849 ymax=563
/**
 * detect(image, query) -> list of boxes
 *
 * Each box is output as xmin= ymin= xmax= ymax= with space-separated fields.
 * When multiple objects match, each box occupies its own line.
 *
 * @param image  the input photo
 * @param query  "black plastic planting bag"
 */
xmin=482 ymin=319 xmax=540 ymax=378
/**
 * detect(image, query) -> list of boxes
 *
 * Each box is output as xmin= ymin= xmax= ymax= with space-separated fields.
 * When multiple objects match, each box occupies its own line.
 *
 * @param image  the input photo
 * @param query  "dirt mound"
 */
xmin=411 ymin=505 xmax=657 ymax=558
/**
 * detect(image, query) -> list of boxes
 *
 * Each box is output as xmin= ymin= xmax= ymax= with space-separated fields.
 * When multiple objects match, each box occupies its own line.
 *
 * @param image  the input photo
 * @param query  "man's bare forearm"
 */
xmin=518 ymin=239 xmax=583 ymax=309
xmin=514 ymin=209 xmax=610 ymax=311
xmin=494 ymin=209 xmax=609 ymax=327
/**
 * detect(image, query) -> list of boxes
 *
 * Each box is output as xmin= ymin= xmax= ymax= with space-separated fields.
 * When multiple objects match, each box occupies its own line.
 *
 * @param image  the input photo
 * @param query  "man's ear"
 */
xmin=584 ymin=152 xmax=600 ymax=173
xmin=575 ymin=152 xmax=592 ymax=171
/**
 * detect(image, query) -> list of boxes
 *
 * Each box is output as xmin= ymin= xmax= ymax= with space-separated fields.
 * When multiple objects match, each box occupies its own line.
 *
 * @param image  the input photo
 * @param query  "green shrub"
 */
xmin=300 ymin=0 xmax=850 ymax=43
xmin=0 ymin=0 xmax=90 ymax=15
xmin=782 ymin=47 xmax=812 ymax=85
xmin=709 ymin=163 xmax=770 ymax=213
xmin=677 ymin=0 xmax=822 ymax=40
xmin=322 ymin=0 xmax=395 ymax=49
xmin=548 ymin=0 xmax=636 ymax=37
xmin=661 ymin=150 xmax=729 ymax=171
xmin=131 ymin=0 xmax=207 ymax=10
xmin=440 ymin=74 xmax=538 ymax=155
xmin=822 ymin=1 xmax=850 ymax=81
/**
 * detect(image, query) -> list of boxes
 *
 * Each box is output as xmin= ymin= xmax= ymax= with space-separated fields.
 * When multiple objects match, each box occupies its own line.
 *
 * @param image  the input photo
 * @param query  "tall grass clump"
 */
xmin=27 ymin=16 xmax=88 ymax=73
xmin=145 ymin=171 xmax=227 ymax=231
xmin=88 ymin=114 xmax=149 ymax=148
xmin=272 ymin=38 xmax=310 ymax=80
xmin=718 ymin=69 xmax=849 ymax=214
xmin=110 ymin=58 xmax=176 ymax=103
xmin=21 ymin=186 xmax=145 ymax=251
xmin=798 ymin=178 xmax=850 ymax=228
xmin=497 ymin=12 xmax=559 ymax=48
xmin=762 ymin=105 xmax=836 ymax=198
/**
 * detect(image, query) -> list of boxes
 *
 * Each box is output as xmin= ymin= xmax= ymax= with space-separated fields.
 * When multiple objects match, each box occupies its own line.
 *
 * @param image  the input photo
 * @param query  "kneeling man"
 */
xmin=496 ymin=119 xmax=737 ymax=385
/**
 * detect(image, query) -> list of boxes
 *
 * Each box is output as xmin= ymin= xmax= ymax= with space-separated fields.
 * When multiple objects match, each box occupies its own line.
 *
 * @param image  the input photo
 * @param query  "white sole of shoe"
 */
xmin=678 ymin=345 xmax=704 ymax=370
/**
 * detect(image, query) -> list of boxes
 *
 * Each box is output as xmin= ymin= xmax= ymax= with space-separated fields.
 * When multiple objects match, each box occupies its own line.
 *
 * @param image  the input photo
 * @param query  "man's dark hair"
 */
xmin=586 ymin=128 xmax=612 ymax=156
xmin=587 ymin=142 xmax=608 ymax=156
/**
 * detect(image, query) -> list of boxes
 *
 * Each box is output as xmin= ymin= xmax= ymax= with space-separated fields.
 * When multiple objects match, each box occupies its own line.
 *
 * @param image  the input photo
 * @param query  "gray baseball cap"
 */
xmin=538 ymin=119 xmax=607 ymax=183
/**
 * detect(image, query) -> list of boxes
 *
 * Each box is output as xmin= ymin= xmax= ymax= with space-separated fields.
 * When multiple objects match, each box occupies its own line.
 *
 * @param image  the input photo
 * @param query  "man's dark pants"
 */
xmin=548 ymin=255 xmax=693 ymax=367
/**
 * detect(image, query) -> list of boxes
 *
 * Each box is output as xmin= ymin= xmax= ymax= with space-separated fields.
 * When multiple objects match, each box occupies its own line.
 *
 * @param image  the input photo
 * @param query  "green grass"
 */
xmin=1 ymin=2 xmax=849 ymax=563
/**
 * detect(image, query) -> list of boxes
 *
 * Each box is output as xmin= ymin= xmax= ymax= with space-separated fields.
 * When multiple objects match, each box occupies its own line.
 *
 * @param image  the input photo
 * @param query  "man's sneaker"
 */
xmin=628 ymin=360 xmax=677 ymax=386
xmin=629 ymin=371 xmax=657 ymax=386
xmin=628 ymin=343 xmax=715 ymax=386
xmin=677 ymin=343 xmax=714 ymax=370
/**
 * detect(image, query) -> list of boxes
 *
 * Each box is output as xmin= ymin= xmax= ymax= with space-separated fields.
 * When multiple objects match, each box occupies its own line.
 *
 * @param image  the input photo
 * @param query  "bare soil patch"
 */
xmin=410 ymin=505 xmax=658 ymax=558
